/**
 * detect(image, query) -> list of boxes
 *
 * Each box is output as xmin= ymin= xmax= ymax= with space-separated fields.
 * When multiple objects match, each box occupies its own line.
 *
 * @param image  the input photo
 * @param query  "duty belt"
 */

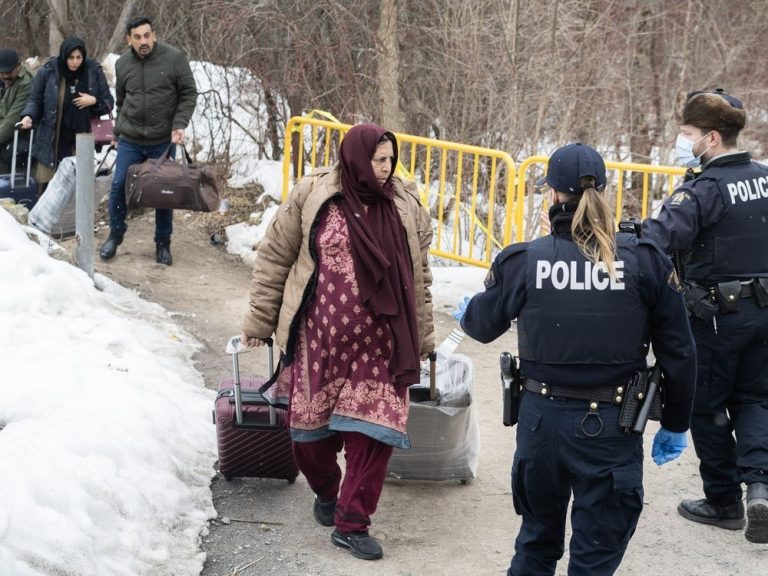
xmin=740 ymin=282 xmax=756 ymax=298
xmin=710 ymin=280 xmax=756 ymax=299
xmin=523 ymin=378 xmax=626 ymax=406
xmin=708 ymin=279 xmax=768 ymax=313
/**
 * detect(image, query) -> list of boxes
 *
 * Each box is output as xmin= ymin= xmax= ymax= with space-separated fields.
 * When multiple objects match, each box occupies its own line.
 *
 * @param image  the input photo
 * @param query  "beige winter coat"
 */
xmin=242 ymin=165 xmax=435 ymax=362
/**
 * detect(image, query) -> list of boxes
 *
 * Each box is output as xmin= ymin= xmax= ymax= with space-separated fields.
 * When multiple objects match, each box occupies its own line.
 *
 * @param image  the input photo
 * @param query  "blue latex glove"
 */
xmin=452 ymin=296 xmax=470 ymax=322
xmin=652 ymin=428 xmax=688 ymax=466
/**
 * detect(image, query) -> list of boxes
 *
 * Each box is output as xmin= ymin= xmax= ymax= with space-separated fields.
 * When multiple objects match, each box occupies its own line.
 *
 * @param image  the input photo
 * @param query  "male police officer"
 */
xmin=643 ymin=89 xmax=768 ymax=543
xmin=462 ymin=143 xmax=696 ymax=575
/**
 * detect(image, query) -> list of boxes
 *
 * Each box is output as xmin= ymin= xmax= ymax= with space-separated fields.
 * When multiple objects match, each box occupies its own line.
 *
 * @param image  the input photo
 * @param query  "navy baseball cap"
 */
xmin=539 ymin=142 xmax=606 ymax=195
xmin=0 ymin=49 xmax=19 ymax=72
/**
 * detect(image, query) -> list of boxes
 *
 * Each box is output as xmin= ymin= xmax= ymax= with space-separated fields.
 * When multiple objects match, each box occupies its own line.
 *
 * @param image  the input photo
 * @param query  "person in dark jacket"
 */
xmin=642 ymin=89 xmax=768 ymax=544
xmin=20 ymin=37 xmax=113 ymax=182
xmin=461 ymin=143 xmax=697 ymax=576
xmin=0 ymin=48 xmax=34 ymax=174
xmin=98 ymin=15 xmax=197 ymax=266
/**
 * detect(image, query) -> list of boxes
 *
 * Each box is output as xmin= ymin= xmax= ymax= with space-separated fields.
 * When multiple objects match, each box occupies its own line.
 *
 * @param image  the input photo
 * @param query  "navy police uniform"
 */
xmin=462 ymin=205 xmax=696 ymax=576
xmin=643 ymin=151 xmax=768 ymax=507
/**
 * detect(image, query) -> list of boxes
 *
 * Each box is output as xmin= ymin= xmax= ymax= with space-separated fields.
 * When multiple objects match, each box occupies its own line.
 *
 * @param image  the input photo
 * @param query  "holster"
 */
xmin=714 ymin=280 xmax=741 ymax=314
xmin=753 ymin=278 xmax=768 ymax=308
xmin=619 ymin=369 xmax=663 ymax=434
xmin=500 ymin=353 xmax=522 ymax=427
xmin=682 ymin=282 xmax=718 ymax=321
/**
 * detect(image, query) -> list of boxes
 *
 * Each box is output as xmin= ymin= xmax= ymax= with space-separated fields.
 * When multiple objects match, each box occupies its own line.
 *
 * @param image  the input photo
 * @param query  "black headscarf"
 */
xmin=57 ymin=36 xmax=91 ymax=134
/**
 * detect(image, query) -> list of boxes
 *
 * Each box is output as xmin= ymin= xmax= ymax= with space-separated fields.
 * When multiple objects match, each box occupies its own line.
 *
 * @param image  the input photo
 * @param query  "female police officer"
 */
xmin=460 ymin=143 xmax=697 ymax=576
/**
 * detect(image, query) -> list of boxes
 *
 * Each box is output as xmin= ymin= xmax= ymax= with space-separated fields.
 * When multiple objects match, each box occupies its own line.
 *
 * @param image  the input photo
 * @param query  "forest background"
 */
xmin=2 ymin=0 xmax=768 ymax=202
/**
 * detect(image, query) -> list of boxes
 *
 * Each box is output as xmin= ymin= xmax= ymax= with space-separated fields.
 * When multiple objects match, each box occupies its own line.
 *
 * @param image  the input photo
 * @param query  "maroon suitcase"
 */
xmin=213 ymin=336 xmax=299 ymax=482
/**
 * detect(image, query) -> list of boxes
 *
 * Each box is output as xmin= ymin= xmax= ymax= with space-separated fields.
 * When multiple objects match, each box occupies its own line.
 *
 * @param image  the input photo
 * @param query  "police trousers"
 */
xmin=689 ymin=297 xmax=768 ymax=505
xmin=508 ymin=392 xmax=643 ymax=576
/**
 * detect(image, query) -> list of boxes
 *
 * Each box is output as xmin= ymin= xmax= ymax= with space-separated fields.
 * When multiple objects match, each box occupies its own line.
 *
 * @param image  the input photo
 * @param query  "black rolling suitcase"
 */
xmin=0 ymin=126 xmax=37 ymax=209
xmin=213 ymin=336 xmax=299 ymax=482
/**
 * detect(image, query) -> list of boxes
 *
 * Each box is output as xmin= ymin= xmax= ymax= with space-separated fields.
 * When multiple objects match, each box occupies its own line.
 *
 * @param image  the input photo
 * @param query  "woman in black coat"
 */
xmin=20 ymin=36 xmax=113 ymax=172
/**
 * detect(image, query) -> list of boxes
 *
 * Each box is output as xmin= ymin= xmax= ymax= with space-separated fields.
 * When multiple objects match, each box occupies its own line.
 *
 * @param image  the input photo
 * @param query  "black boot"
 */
xmin=155 ymin=241 xmax=172 ymax=265
xmin=746 ymin=483 xmax=768 ymax=543
xmin=678 ymin=497 xmax=746 ymax=530
xmin=99 ymin=232 xmax=124 ymax=260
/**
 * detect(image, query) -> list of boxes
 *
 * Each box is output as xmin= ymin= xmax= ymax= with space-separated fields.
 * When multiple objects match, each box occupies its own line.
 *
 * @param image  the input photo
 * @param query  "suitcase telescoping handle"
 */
xmin=225 ymin=335 xmax=274 ymax=426
xmin=428 ymin=351 xmax=437 ymax=401
xmin=10 ymin=123 xmax=33 ymax=190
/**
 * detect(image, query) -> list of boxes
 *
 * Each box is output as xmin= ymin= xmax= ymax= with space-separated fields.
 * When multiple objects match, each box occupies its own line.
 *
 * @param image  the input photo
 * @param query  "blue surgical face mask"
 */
xmin=675 ymin=132 xmax=712 ymax=168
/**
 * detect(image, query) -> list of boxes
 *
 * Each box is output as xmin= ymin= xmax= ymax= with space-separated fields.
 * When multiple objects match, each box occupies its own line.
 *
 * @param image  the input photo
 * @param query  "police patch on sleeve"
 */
xmin=669 ymin=191 xmax=693 ymax=206
xmin=667 ymin=269 xmax=683 ymax=293
xmin=484 ymin=267 xmax=496 ymax=288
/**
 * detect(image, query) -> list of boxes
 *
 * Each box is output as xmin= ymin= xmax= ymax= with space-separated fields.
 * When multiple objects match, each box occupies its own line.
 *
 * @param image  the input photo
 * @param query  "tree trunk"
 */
xmin=531 ymin=0 xmax=559 ymax=152
xmin=22 ymin=3 xmax=49 ymax=58
xmin=504 ymin=0 xmax=521 ymax=145
xmin=264 ymin=87 xmax=282 ymax=161
xmin=288 ymin=91 xmax=305 ymax=181
xmin=376 ymin=0 xmax=403 ymax=131
xmin=47 ymin=0 xmax=66 ymax=56
xmin=104 ymin=0 xmax=140 ymax=58
xmin=627 ymin=7 xmax=655 ymax=218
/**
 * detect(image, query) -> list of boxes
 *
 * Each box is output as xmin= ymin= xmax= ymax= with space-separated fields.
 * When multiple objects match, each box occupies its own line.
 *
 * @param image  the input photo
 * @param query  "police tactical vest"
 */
xmin=517 ymin=234 xmax=648 ymax=365
xmin=684 ymin=160 xmax=768 ymax=283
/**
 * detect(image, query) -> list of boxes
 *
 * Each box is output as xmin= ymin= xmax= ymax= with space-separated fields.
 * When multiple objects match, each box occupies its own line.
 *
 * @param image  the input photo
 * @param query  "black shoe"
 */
xmin=746 ymin=483 xmax=768 ymax=543
xmin=678 ymin=498 xmax=746 ymax=530
xmin=155 ymin=241 xmax=172 ymax=265
xmin=331 ymin=528 xmax=383 ymax=560
xmin=99 ymin=233 xmax=123 ymax=260
xmin=313 ymin=497 xmax=336 ymax=527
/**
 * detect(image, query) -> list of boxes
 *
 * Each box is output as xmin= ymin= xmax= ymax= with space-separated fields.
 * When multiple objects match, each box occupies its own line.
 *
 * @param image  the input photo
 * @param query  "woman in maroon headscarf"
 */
xmin=241 ymin=123 xmax=434 ymax=560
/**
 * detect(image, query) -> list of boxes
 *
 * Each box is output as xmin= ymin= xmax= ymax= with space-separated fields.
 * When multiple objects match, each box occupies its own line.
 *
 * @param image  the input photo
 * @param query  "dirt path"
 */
xmin=76 ymin=210 xmax=767 ymax=576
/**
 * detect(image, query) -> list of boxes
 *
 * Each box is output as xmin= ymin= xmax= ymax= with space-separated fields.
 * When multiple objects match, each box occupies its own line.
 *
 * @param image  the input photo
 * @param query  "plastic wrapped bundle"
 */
xmin=29 ymin=155 xmax=113 ymax=239
xmin=386 ymin=353 xmax=479 ymax=483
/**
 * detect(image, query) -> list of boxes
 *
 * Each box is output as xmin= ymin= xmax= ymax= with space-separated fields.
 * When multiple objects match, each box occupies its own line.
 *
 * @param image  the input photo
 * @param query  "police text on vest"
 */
xmin=535 ymin=260 xmax=625 ymax=290
xmin=727 ymin=177 xmax=768 ymax=204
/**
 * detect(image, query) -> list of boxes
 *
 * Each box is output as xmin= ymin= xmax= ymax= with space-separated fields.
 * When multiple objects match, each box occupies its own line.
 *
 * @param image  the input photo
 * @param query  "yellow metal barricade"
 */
xmin=283 ymin=115 xmax=517 ymax=268
xmin=283 ymin=113 xmax=688 ymax=266
xmin=515 ymin=156 xmax=687 ymax=241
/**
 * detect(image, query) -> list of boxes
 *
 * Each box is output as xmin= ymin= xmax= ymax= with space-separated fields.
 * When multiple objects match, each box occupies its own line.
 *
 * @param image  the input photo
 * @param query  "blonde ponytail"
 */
xmin=571 ymin=178 xmax=617 ymax=278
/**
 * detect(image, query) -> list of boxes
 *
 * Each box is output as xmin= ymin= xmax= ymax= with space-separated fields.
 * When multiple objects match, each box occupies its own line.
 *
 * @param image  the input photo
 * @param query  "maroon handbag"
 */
xmin=90 ymin=110 xmax=114 ymax=146
xmin=124 ymin=145 xmax=220 ymax=212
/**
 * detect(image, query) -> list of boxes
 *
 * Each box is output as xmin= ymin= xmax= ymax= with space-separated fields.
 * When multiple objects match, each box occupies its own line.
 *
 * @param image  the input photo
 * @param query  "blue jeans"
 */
xmin=109 ymin=139 xmax=174 ymax=243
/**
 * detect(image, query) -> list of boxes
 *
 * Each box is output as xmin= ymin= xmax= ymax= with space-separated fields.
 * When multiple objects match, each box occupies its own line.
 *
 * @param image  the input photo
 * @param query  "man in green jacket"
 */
xmin=99 ymin=15 xmax=197 ymax=266
xmin=0 ymin=49 xmax=33 ymax=175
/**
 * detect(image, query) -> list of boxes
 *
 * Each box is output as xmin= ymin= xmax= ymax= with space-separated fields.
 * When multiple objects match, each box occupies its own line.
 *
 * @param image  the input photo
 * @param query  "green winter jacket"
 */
xmin=114 ymin=42 xmax=197 ymax=144
xmin=0 ymin=66 xmax=33 ymax=146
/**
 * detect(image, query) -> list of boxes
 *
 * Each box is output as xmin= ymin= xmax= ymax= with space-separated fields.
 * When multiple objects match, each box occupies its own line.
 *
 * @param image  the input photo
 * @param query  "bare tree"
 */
xmin=46 ymin=0 xmax=66 ymax=55
xmin=104 ymin=0 xmax=141 ymax=58
xmin=2 ymin=0 xmax=766 ymax=174
xmin=376 ymin=0 xmax=403 ymax=130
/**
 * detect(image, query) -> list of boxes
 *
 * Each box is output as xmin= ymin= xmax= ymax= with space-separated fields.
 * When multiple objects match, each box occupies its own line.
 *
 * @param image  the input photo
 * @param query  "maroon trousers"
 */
xmin=293 ymin=431 xmax=393 ymax=533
